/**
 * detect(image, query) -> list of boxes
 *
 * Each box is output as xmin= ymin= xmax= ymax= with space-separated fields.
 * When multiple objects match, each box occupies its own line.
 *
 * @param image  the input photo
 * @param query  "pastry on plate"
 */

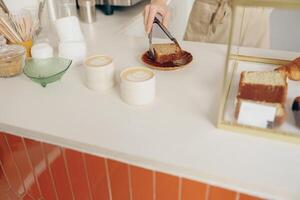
xmin=151 ymin=43 xmax=182 ymax=64
xmin=275 ymin=57 xmax=300 ymax=80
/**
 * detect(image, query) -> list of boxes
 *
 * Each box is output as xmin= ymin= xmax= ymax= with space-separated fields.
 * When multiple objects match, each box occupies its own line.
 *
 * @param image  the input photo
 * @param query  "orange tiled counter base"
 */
xmin=0 ymin=132 xmax=262 ymax=200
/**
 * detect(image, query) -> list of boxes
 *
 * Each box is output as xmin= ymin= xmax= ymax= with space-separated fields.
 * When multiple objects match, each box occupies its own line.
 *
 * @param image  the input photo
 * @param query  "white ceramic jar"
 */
xmin=84 ymin=55 xmax=115 ymax=91
xmin=120 ymin=67 xmax=156 ymax=105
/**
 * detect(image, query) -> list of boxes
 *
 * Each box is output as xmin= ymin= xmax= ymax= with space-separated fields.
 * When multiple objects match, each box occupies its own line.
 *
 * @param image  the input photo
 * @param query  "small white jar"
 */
xmin=84 ymin=55 xmax=115 ymax=91
xmin=120 ymin=67 xmax=156 ymax=105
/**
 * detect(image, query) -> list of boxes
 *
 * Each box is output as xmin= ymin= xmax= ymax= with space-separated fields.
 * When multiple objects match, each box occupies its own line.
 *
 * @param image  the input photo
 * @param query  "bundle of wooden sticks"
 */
xmin=0 ymin=11 xmax=39 ymax=43
xmin=0 ymin=0 xmax=9 ymax=14
xmin=0 ymin=0 xmax=44 ymax=44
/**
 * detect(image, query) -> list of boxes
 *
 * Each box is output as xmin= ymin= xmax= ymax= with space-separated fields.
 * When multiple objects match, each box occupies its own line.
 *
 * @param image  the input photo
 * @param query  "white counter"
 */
xmin=1 ymin=6 xmax=300 ymax=200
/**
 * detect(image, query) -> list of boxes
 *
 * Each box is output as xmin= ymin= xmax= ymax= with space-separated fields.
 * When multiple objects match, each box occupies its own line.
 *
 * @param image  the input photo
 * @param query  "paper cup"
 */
xmin=120 ymin=67 xmax=155 ymax=105
xmin=55 ymin=16 xmax=84 ymax=42
xmin=84 ymin=55 xmax=115 ymax=91
xmin=58 ymin=41 xmax=87 ymax=65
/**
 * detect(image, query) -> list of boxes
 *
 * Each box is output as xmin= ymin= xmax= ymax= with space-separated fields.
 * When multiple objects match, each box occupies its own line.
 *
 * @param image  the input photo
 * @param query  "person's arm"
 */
xmin=143 ymin=0 xmax=170 ymax=33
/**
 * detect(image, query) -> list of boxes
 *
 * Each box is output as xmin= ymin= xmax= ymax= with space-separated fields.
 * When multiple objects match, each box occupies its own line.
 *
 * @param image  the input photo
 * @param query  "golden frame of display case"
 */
xmin=217 ymin=0 xmax=300 ymax=144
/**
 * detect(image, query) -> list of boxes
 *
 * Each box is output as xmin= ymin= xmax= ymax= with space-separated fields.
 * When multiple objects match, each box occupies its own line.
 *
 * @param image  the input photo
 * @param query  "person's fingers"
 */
xmin=146 ymin=6 xmax=158 ymax=33
xmin=162 ymin=10 xmax=170 ymax=28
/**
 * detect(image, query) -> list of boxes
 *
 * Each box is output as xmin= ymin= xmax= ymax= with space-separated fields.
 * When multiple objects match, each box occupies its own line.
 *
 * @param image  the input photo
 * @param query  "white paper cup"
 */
xmin=55 ymin=16 xmax=84 ymax=42
xmin=84 ymin=55 xmax=115 ymax=91
xmin=58 ymin=41 xmax=87 ymax=65
xmin=31 ymin=43 xmax=54 ymax=59
xmin=120 ymin=67 xmax=155 ymax=105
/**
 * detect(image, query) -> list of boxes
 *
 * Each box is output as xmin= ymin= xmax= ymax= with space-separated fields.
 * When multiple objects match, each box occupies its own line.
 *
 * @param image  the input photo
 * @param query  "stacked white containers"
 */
xmin=55 ymin=16 xmax=87 ymax=65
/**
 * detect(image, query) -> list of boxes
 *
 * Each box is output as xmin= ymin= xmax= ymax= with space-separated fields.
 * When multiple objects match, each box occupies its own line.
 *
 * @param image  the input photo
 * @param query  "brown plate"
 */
xmin=141 ymin=50 xmax=193 ymax=71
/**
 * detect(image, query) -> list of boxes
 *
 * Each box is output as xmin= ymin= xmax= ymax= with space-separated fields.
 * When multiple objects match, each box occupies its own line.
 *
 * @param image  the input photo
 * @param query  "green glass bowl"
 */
xmin=24 ymin=57 xmax=72 ymax=87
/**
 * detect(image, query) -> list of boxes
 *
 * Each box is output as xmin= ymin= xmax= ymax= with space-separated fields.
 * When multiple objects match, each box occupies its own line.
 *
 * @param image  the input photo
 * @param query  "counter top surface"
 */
xmin=1 ymin=6 xmax=300 ymax=200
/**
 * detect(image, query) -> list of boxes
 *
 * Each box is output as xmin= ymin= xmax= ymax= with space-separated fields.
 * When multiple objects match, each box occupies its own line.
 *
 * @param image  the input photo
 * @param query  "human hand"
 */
xmin=143 ymin=0 xmax=170 ymax=33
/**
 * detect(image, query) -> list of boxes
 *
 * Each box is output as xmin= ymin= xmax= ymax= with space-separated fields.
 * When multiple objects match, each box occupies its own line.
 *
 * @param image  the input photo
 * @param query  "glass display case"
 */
xmin=218 ymin=0 xmax=300 ymax=143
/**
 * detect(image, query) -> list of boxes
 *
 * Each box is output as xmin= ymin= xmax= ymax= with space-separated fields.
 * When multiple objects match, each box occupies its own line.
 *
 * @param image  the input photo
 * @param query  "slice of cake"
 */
xmin=152 ymin=43 xmax=182 ymax=64
xmin=235 ymin=71 xmax=288 ymax=126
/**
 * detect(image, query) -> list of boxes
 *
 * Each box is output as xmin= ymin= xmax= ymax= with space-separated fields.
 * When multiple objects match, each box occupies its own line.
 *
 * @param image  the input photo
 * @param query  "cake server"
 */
xmin=148 ymin=29 xmax=155 ymax=59
xmin=148 ymin=17 xmax=181 ymax=59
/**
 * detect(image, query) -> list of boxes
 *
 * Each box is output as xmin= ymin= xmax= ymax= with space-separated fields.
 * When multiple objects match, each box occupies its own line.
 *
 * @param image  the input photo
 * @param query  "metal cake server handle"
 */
xmin=148 ymin=17 xmax=182 ymax=60
xmin=153 ymin=17 xmax=180 ymax=47
xmin=148 ymin=28 xmax=155 ymax=60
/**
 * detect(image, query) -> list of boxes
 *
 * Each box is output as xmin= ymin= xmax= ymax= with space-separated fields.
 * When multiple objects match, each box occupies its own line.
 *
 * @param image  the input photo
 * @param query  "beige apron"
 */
xmin=184 ymin=0 xmax=271 ymax=48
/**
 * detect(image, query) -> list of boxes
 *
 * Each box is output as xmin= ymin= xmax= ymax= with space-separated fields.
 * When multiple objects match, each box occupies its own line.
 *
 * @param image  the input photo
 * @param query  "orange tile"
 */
xmin=107 ymin=159 xmax=130 ymax=200
xmin=84 ymin=153 xmax=110 ymax=200
xmin=5 ymin=134 xmax=41 ymax=199
xmin=43 ymin=143 xmax=74 ymax=200
xmin=208 ymin=185 xmax=237 ymax=200
xmin=64 ymin=148 xmax=92 ymax=200
xmin=0 ymin=133 xmax=26 ymax=197
xmin=22 ymin=194 xmax=34 ymax=200
xmin=24 ymin=139 xmax=57 ymax=200
xmin=0 ymin=133 xmax=3 ymax=161
xmin=156 ymin=172 xmax=179 ymax=200
xmin=182 ymin=178 xmax=207 ymax=200
xmin=240 ymin=193 xmax=264 ymax=200
xmin=130 ymin=166 xmax=153 ymax=200
xmin=0 ymin=160 xmax=10 ymax=193
xmin=0 ymin=190 xmax=22 ymax=200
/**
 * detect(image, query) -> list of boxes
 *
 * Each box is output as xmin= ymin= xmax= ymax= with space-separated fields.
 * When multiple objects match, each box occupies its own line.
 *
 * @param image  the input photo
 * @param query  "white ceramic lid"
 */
xmin=84 ymin=55 xmax=112 ymax=67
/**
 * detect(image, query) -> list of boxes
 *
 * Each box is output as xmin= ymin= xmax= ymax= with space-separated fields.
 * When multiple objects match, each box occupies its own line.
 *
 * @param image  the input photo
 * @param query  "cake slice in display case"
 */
xmin=217 ymin=0 xmax=300 ymax=143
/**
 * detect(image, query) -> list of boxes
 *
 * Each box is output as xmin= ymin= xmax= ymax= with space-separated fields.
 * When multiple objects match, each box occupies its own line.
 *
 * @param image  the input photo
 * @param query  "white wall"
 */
xmin=3 ymin=0 xmax=38 ymax=12
xmin=270 ymin=9 xmax=300 ymax=52
xmin=167 ymin=0 xmax=193 ymax=39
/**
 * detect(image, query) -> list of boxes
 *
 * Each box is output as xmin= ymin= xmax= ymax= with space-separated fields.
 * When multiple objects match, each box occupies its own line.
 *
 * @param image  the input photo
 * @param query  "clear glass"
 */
xmin=218 ymin=1 xmax=300 ymax=140
xmin=0 ymin=45 xmax=26 ymax=77
xmin=58 ymin=0 xmax=77 ymax=18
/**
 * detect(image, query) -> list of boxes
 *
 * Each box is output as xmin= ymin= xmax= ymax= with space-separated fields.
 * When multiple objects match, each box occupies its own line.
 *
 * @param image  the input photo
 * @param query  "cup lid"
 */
xmin=121 ymin=67 xmax=155 ymax=83
xmin=84 ymin=55 xmax=112 ymax=67
xmin=0 ymin=45 xmax=26 ymax=60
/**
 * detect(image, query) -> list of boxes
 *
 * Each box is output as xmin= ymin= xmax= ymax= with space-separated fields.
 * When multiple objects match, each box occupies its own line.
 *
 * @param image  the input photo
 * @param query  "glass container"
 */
xmin=23 ymin=57 xmax=72 ymax=87
xmin=217 ymin=0 xmax=300 ymax=143
xmin=0 ymin=45 xmax=26 ymax=77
